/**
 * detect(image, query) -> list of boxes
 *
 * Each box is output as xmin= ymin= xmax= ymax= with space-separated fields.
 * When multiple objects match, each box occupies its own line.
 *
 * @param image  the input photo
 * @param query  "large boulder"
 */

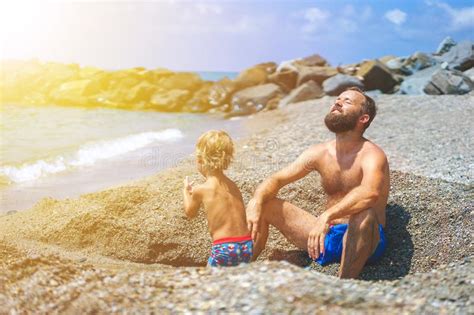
xmin=424 ymin=68 xmax=473 ymax=95
xmin=182 ymin=82 xmax=214 ymax=113
xmin=400 ymin=66 xmax=473 ymax=95
xmin=357 ymin=60 xmax=398 ymax=93
xmin=50 ymin=79 xmax=102 ymax=106
xmin=234 ymin=62 xmax=276 ymax=90
xmin=401 ymin=52 xmax=438 ymax=75
xmin=435 ymin=36 xmax=457 ymax=55
xmin=296 ymin=66 xmax=338 ymax=86
xmin=463 ymin=68 xmax=474 ymax=82
xmin=438 ymin=40 xmax=474 ymax=71
xmin=279 ymin=80 xmax=323 ymax=107
xmin=268 ymin=69 xmax=298 ymax=92
xmin=207 ymin=78 xmax=238 ymax=110
xmin=294 ymin=54 xmax=329 ymax=67
xmin=123 ymin=81 xmax=157 ymax=104
xmin=149 ymin=89 xmax=191 ymax=111
xmin=158 ymin=72 xmax=203 ymax=91
xmin=400 ymin=66 xmax=438 ymax=95
xmin=322 ymin=74 xmax=364 ymax=96
xmin=231 ymin=83 xmax=283 ymax=114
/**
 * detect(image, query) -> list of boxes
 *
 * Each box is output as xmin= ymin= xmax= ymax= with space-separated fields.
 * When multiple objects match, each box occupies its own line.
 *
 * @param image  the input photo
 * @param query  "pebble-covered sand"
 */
xmin=1 ymin=95 xmax=473 ymax=314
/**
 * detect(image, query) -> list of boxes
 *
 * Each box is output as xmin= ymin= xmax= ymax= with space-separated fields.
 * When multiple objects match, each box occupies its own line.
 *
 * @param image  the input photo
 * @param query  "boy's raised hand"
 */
xmin=184 ymin=176 xmax=194 ymax=193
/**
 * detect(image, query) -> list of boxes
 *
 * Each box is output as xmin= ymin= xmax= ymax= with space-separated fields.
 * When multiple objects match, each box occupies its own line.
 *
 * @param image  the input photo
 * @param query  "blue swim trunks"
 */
xmin=315 ymin=224 xmax=386 ymax=266
xmin=208 ymin=235 xmax=253 ymax=267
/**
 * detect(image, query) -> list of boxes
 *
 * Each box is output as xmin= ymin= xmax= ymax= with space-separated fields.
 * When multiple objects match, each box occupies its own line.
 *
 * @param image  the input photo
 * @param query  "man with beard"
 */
xmin=246 ymin=87 xmax=389 ymax=279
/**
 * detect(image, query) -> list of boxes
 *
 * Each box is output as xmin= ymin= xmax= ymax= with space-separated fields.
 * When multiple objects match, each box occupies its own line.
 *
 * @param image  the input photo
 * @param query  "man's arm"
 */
xmin=252 ymin=144 xmax=323 ymax=203
xmin=247 ymin=144 xmax=324 ymax=240
xmin=323 ymin=150 xmax=387 ymax=223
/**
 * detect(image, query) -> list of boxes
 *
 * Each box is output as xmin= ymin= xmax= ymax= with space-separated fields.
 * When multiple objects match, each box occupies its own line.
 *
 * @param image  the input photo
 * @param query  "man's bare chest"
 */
xmin=318 ymin=156 xmax=363 ymax=195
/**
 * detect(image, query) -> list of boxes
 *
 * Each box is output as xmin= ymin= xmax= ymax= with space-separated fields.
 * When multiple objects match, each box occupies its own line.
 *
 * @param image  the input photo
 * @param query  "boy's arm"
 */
xmin=183 ymin=177 xmax=202 ymax=219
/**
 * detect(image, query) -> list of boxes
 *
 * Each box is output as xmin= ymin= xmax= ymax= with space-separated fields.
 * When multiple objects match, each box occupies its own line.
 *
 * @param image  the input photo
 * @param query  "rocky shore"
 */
xmin=1 ymin=94 xmax=473 ymax=313
xmin=1 ymin=37 xmax=473 ymax=117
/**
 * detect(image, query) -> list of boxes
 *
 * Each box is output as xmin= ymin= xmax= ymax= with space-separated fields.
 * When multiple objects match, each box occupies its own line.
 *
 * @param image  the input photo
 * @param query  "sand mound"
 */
xmin=1 ymin=168 xmax=471 ymax=280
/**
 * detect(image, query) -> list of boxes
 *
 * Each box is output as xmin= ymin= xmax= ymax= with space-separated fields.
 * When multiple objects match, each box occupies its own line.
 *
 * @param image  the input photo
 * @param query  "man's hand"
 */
xmin=183 ymin=176 xmax=194 ymax=194
xmin=307 ymin=213 xmax=330 ymax=260
xmin=246 ymin=198 xmax=263 ymax=242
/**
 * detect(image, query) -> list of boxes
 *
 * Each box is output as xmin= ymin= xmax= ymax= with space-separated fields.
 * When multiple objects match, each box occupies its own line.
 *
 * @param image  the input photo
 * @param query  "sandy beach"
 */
xmin=0 ymin=94 xmax=473 ymax=313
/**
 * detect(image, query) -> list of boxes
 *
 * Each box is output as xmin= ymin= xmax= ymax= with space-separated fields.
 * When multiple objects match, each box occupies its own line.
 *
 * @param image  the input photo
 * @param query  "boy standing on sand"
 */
xmin=183 ymin=130 xmax=253 ymax=267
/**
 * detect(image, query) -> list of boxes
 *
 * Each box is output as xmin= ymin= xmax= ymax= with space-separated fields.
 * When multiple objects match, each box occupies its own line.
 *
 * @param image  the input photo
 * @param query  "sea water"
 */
xmin=0 ymin=101 xmax=242 ymax=212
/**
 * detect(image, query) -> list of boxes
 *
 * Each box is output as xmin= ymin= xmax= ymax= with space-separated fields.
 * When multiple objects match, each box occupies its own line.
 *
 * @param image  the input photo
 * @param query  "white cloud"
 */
xmin=385 ymin=9 xmax=407 ymax=25
xmin=426 ymin=1 xmax=474 ymax=30
xmin=301 ymin=7 xmax=330 ymax=34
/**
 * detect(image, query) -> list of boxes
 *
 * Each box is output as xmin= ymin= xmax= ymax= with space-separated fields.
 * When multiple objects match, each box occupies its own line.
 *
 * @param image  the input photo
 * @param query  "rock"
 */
xmin=386 ymin=57 xmax=408 ymax=75
xmin=234 ymin=63 xmax=274 ymax=90
xmin=322 ymin=74 xmax=364 ymax=96
xmin=280 ymin=80 xmax=323 ymax=107
xmin=231 ymin=83 xmax=282 ymax=114
xmin=276 ymin=58 xmax=301 ymax=72
xmin=296 ymin=66 xmax=338 ymax=86
xmin=182 ymin=83 xmax=214 ymax=113
xmin=438 ymin=40 xmax=474 ymax=71
xmin=357 ymin=60 xmax=398 ymax=93
xmin=158 ymin=72 xmax=204 ymax=91
xmin=401 ymin=52 xmax=438 ymax=75
xmin=400 ymin=66 xmax=473 ymax=95
xmin=379 ymin=55 xmax=397 ymax=64
xmin=424 ymin=69 xmax=473 ymax=95
xmin=294 ymin=54 xmax=329 ymax=67
xmin=400 ymin=66 xmax=439 ymax=95
xmin=149 ymin=89 xmax=191 ymax=111
xmin=264 ymin=96 xmax=281 ymax=111
xmin=268 ymin=69 xmax=298 ymax=92
xmin=435 ymin=36 xmax=457 ymax=55
xmin=50 ymin=79 xmax=102 ymax=106
xmin=123 ymin=81 xmax=158 ymax=104
xmin=207 ymin=78 xmax=237 ymax=109
xmin=463 ymin=68 xmax=474 ymax=82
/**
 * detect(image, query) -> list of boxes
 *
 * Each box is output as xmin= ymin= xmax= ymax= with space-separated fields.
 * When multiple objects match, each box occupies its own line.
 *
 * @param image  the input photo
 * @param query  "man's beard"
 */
xmin=324 ymin=110 xmax=360 ymax=133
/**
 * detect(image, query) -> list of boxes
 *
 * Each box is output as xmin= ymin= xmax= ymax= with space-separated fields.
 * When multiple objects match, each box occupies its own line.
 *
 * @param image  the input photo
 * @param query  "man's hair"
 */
xmin=196 ymin=130 xmax=234 ymax=171
xmin=345 ymin=86 xmax=377 ymax=129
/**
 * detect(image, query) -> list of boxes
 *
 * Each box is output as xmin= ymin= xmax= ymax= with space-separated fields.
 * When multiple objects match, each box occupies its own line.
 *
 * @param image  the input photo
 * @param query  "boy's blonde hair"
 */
xmin=196 ymin=130 xmax=234 ymax=172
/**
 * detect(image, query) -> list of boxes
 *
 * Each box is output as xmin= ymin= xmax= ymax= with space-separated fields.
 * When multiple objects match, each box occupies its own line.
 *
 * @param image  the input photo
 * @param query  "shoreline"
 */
xmin=0 ymin=95 xmax=472 ymax=313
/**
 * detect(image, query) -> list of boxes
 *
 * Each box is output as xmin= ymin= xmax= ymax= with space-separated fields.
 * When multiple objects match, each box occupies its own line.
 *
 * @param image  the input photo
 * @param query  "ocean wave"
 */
xmin=0 ymin=129 xmax=184 ymax=184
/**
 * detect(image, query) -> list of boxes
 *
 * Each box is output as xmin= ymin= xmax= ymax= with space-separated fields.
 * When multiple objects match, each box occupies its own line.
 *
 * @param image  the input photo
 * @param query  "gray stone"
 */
xmin=322 ymin=74 xmax=364 ymax=96
xmin=463 ymin=68 xmax=474 ymax=82
xmin=435 ymin=36 xmax=457 ymax=55
xmin=400 ymin=66 xmax=473 ymax=95
xmin=400 ymin=66 xmax=440 ymax=95
xmin=438 ymin=40 xmax=474 ymax=71
xmin=424 ymin=69 xmax=473 ymax=95
xmin=280 ymin=80 xmax=323 ymax=107
xmin=231 ymin=83 xmax=283 ymax=113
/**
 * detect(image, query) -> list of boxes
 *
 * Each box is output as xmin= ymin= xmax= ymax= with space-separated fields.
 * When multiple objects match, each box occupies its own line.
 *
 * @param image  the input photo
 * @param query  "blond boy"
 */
xmin=183 ymin=130 xmax=252 ymax=267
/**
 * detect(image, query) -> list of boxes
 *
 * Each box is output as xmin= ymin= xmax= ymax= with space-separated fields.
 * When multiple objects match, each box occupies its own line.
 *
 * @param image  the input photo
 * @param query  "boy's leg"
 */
xmin=253 ymin=198 xmax=319 ymax=259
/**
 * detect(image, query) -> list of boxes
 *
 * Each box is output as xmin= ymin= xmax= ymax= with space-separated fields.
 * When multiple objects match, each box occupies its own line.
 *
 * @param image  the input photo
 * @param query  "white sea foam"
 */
xmin=0 ymin=129 xmax=184 ymax=183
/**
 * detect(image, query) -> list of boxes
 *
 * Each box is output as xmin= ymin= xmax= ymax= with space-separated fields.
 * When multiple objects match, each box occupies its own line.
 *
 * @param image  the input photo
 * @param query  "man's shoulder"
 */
xmin=362 ymin=140 xmax=388 ymax=163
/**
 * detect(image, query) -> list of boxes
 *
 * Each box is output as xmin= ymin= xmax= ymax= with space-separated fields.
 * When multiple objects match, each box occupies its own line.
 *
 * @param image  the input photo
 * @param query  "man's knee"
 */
xmin=348 ymin=208 xmax=378 ymax=231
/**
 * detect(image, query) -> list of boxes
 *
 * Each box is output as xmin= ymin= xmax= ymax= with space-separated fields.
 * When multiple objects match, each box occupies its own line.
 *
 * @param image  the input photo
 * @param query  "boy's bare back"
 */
xmin=193 ymin=174 xmax=249 ymax=241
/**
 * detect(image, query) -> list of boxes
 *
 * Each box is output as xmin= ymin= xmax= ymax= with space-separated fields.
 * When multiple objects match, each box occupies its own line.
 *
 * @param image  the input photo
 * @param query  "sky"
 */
xmin=0 ymin=0 xmax=473 ymax=71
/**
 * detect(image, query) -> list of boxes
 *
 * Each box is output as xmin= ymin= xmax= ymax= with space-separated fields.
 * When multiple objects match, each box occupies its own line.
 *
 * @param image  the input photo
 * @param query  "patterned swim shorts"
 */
xmin=208 ymin=235 xmax=253 ymax=267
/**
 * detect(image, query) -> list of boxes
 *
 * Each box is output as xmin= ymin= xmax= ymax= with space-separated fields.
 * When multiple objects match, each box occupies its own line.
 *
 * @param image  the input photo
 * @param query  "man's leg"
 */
xmin=252 ymin=198 xmax=319 ymax=259
xmin=339 ymin=208 xmax=380 ymax=279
